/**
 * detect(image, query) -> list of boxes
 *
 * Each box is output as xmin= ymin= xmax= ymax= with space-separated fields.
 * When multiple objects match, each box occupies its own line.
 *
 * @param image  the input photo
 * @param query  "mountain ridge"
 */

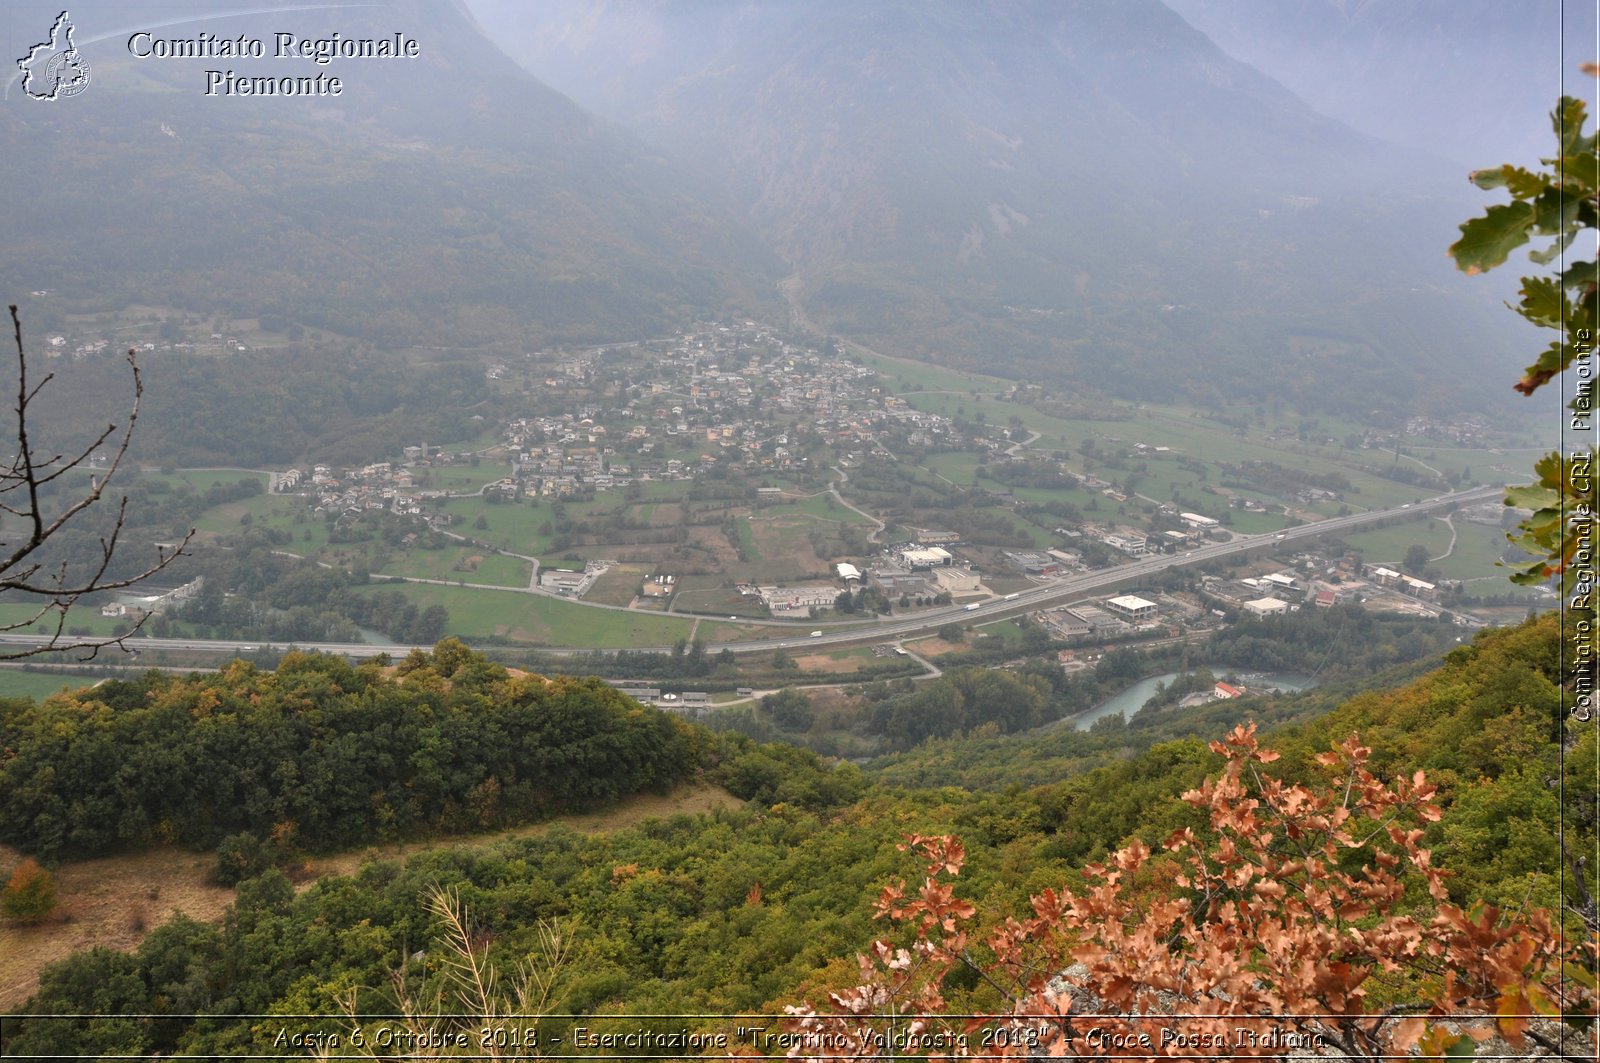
xmin=465 ymin=0 xmax=1537 ymax=421
xmin=2 ymin=0 xmax=782 ymax=348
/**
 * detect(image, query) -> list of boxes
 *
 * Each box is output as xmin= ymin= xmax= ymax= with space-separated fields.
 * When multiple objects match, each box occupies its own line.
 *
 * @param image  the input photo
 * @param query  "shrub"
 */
xmin=213 ymin=832 xmax=274 ymax=887
xmin=2 ymin=858 xmax=59 ymax=924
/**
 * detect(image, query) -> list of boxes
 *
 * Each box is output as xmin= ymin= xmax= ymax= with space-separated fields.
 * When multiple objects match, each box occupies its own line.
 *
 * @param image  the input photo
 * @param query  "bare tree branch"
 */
xmin=0 ymin=305 xmax=193 ymax=660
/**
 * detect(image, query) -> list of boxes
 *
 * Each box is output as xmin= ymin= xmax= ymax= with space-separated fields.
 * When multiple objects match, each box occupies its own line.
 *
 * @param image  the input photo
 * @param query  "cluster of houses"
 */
xmin=491 ymin=320 xmax=964 ymax=497
xmin=1029 ymin=544 xmax=1473 ymax=653
xmin=1176 ymin=679 xmax=1251 ymax=709
xmin=292 ymin=460 xmax=447 ymax=523
xmin=1369 ymin=566 xmax=1439 ymax=600
xmin=43 ymin=328 xmax=240 ymax=360
xmin=46 ymin=335 xmax=119 ymax=359
xmin=737 ymin=536 xmax=980 ymax=616
xmin=1400 ymin=416 xmax=1491 ymax=448
xmin=504 ymin=436 xmax=625 ymax=497
xmin=1061 ymin=511 xmax=1232 ymax=562
xmin=865 ymin=539 xmax=983 ymax=600
xmin=751 ymin=583 xmax=842 ymax=617
xmin=273 ymin=447 xmax=550 ymax=531
xmin=1002 ymin=550 xmax=1080 ymax=577
xmin=1203 ymin=557 xmax=1460 ymax=621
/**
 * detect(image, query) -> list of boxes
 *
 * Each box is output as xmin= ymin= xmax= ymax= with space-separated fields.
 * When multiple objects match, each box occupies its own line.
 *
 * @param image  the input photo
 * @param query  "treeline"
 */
xmin=134 ymin=474 xmax=264 ymax=511
xmin=1217 ymin=459 xmax=1353 ymax=498
xmin=862 ymin=644 xmax=1177 ymax=751
xmin=335 ymin=588 xmax=448 ymax=645
xmin=523 ymin=640 xmax=732 ymax=681
xmin=0 ymin=641 xmax=698 ymax=861
xmin=863 ymin=606 xmax=1464 ymax=752
xmin=1 ymin=784 xmax=892 ymax=1061
xmin=938 ymin=505 xmax=1038 ymax=547
xmin=1358 ymin=460 xmax=1450 ymax=491
xmin=510 ymin=641 xmax=925 ymax=691
xmin=162 ymin=539 xmax=448 ymax=645
xmin=865 ymin=666 xmax=1059 ymax=748
xmin=0 ymin=474 xmax=264 ymax=599
xmin=1204 ymin=605 xmax=1462 ymax=679
xmin=976 ymin=461 xmax=1081 ymax=491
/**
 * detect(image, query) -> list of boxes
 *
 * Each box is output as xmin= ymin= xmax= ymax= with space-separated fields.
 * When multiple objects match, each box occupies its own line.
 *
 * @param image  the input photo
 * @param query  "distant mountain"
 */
xmin=1 ymin=0 xmax=781 ymax=348
xmin=1164 ymin=0 xmax=1598 ymax=171
xmin=465 ymin=0 xmax=1540 ymax=422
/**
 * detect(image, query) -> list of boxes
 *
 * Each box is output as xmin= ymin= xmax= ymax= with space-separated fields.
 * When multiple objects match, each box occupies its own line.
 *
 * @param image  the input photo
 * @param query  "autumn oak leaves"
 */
xmin=788 ymin=725 xmax=1596 ymax=1061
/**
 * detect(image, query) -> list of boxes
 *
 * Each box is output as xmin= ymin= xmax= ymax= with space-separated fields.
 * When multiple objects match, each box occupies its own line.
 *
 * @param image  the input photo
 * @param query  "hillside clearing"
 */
xmin=0 ymin=781 xmax=742 ymax=1010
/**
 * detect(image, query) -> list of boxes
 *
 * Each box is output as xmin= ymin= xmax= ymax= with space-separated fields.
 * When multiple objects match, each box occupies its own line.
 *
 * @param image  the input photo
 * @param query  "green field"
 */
xmin=0 ymin=669 xmax=100 ymax=702
xmin=864 ymin=352 xmax=1003 ymax=397
xmin=383 ymin=583 xmax=722 ymax=647
xmin=380 ymin=547 xmax=531 ymax=588
xmin=799 ymin=494 xmax=873 ymax=524
xmin=0 ymin=603 xmax=123 ymax=638
xmin=923 ymin=452 xmax=982 ymax=486
xmin=1225 ymin=510 xmax=1288 ymax=535
xmin=417 ymin=463 xmax=514 ymax=494
xmin=1337 ymin=515 xmax=1456 ymax=568
xmin=971 ymin=618 xmax=1029 ymax=645
xmin=439 ymin=498 xmax=556 ymax=556
xmin=734 ymin=519 xmax=760 ymax=562
xmin=1338 ymin=515 xmax=1513 ymax=583
xmin=192 ymin=493 xmax=307 ymax=538
xmin=700 ymin=619 xmax=777 ymax=643
xmin=858 ymin=343 xmax=1496 ymax=520
xmin=671 ymin=582 xmax=752 ymax=615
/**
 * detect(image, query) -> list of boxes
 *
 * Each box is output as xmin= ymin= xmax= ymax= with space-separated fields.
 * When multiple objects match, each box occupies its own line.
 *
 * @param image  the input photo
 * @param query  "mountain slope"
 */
xmin=1165 ymin=0 xmax=1598 ymax=171
xmin=1 ymin=0 xmax=780 ymax=347
xmin=467 ymin=0 xmax=1537 ymax=421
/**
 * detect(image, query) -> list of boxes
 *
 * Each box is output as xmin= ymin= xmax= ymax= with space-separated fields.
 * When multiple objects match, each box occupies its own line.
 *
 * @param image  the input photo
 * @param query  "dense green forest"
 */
xmin=20 ymin=347 xmax=496 ymax=468
xmin=0 ymin=643 xmax=698 ymax=860
xmin=0 ymin=612 xmax=1588 ymax=1059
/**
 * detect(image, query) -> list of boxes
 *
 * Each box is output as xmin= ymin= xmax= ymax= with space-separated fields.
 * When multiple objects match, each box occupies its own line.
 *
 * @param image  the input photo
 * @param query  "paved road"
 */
xmin=0 ymin=485 xmax=1501 ymax=662
xmin=827 ymin=465 xmax=886 ymax=542
xmin=702 ymin=484 xmax=1504 ymax=653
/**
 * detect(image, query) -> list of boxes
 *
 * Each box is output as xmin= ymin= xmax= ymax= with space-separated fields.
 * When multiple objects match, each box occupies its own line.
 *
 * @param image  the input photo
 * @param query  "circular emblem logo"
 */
xmin=44 ymin=49 xmax=90 ymax=97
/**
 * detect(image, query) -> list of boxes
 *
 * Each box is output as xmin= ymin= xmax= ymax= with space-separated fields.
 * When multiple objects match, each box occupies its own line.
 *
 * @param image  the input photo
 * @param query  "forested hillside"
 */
xmin=0 ymin=613 xmax=1589 ymax=1058
xmin=2 ymin=0 xmax=780 ymax=351
xmin=0 ymin=643 xmax=702 ymax=860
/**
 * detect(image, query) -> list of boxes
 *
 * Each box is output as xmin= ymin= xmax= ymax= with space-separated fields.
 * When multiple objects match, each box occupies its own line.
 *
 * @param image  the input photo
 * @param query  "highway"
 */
xmin=0 ymin=484 xmax=1503 ymax=662
xmin=709 ymin=483 xmax=1503 ymax=652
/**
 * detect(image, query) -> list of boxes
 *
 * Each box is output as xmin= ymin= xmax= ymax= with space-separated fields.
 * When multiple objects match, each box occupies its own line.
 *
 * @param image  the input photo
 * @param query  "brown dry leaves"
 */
xmin=786 ymin=723 xmax=1596 ymax=1060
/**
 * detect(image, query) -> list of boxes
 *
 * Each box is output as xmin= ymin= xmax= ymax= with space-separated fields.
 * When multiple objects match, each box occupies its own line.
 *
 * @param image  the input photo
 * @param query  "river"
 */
xmin=1071 ymin=667 xmax=1317 ymax=731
